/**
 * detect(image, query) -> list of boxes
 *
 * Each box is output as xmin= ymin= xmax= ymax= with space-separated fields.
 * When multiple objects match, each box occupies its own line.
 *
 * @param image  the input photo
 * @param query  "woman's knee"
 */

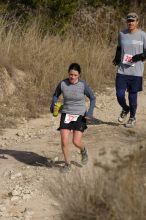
xmin=60 ymin=129 xmax=70 ymax=147
xmin=72 ymin=138 xmax=80 ymax=147
xmin=72 ymin=130 xmax=83 ymax=147
xmin=61 ymin=138 xmax=69 ymax=148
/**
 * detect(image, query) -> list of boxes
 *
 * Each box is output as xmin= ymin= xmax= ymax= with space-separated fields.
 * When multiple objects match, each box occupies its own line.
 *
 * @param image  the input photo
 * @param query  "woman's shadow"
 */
xmin=0 ymin=149 xmax=82 ymax=169
xmin=0 ymin=148 xmax=64 ymax=168
xmin=87 ymin=117 xmax=119 ymax=126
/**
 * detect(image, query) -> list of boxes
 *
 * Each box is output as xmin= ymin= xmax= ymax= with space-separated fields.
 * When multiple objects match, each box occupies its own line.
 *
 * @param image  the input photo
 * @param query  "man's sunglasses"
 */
xmin=127 ymin=19 xmax=135 ymax=22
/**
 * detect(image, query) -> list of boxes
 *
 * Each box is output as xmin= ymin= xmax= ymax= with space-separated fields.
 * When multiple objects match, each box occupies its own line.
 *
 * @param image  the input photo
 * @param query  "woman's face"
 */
xmin=69 ymin=69 xmax=80 ymax=84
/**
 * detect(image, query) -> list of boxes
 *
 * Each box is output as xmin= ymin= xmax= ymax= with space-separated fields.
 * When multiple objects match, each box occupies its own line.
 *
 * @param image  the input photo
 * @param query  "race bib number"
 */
xmin=123 ymin=54 xmax=135 ymax=66
xmin=64 ymin=114 xmax=79 ymax=124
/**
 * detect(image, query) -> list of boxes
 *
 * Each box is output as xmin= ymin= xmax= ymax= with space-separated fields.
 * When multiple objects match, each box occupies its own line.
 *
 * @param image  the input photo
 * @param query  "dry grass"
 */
xmin=48 ymin=146 xmax=146 ymax=220
xmin=3 ymin=23 xmax=115 ymax=90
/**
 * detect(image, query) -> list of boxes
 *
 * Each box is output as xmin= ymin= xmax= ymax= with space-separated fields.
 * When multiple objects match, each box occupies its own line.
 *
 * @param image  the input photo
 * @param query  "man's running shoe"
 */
xmin=81 ymin=148 xmax=88 ymax=165
xmin=125 ymin=117 xmax=136 ymax=128
xmin=60 ymin=163 xmax=71 ymax=173
xmin=118 ymin=109 xmax=130 ymax=123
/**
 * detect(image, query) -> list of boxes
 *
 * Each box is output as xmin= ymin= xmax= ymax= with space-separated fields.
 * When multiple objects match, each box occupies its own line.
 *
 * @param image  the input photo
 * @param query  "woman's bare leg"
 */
xmin=72 ymin=130 xmax=84 ymax=150
xmin=60 ymin=129 xmax=71 ymax=164
xmin=72 ymin=130 xmax=88 ymax=164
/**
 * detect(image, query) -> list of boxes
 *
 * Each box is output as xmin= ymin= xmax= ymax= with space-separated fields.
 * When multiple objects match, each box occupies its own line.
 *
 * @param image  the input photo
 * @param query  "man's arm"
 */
xmin=113 ymin=46 xmax=121 ymax=66
xmin=132 ymin=50 xmax=146 ymax=62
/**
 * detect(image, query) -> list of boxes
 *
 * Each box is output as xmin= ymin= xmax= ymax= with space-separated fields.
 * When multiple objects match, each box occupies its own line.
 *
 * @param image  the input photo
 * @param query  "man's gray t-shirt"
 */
xmin=118 ymin=29 xmax=146 ymax=77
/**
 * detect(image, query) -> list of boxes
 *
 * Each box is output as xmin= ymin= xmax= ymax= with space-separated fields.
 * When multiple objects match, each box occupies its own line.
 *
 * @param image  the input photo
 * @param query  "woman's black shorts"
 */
xmin=58 ymin=113 xmax=87 ymax=132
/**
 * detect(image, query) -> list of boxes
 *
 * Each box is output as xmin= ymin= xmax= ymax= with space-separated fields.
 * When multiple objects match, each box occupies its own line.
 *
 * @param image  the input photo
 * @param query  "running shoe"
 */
xmin=60 ymin=163 xmax=71 ymax=173
xmin=118 ymin=109 xmax=130 ymax=123
xmin=81 ymin=148 xmax=88 ymax=165
xmin=125 ymin=117 xmax=136 ymax=128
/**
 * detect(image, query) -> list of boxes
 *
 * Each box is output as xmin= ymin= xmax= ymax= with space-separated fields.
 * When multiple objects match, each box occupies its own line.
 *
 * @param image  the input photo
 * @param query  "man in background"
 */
xmin=113 ymin=12 xmax=146 ymax=128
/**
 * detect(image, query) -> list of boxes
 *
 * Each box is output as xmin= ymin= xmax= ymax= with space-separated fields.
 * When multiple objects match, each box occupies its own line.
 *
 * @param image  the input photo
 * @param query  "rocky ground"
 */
xmin=0 ymin=86 xmax=146 ymax=220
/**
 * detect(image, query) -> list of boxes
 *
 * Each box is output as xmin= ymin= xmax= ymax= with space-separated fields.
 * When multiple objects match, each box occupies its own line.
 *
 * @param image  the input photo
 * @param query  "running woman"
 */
xmin=50 ymin=63 xmax=96 ymax=172
xmin=113 ymin=12 xmax=146 ymax=128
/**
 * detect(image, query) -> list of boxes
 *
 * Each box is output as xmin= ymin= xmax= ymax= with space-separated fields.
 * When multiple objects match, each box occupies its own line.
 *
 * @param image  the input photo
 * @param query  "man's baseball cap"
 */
xmin=127 ymin=12 xmax=138 ymax=21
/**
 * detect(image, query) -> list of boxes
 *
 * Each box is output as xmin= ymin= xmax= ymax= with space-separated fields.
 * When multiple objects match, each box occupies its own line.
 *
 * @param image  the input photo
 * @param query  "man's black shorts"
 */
xmin=116 ymin=73 xmax=143 ymax=92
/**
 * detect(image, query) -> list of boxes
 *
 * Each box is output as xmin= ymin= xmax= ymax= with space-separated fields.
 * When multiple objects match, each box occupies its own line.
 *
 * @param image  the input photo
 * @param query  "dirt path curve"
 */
xmin=0 ymin=86 xmax=146 ymax=220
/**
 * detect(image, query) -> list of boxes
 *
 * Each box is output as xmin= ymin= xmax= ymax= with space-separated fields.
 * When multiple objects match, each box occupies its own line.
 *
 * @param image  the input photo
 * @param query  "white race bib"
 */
xmin=123 ymin=54 xmax=135 ymax=66
xmin=64 ymin=114 xmax=79 ymax=124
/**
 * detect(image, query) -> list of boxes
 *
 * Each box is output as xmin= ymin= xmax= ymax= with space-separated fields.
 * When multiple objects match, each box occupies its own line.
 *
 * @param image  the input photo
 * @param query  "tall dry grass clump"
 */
xmin=47 ymin=146 xmax=146 ymax=220
xmin=0 ymin=19 xmax=115 ymax=90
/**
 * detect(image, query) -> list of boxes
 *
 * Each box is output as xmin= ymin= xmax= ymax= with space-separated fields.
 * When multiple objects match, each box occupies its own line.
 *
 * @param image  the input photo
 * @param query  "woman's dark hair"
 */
xmin=68 ymin=63 xmax=81 ymax=74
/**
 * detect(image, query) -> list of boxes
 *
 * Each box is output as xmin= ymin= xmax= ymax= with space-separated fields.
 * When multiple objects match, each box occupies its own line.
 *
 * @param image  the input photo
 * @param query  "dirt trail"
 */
xmin=0 ymin=86 xmax=146 ymax=220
